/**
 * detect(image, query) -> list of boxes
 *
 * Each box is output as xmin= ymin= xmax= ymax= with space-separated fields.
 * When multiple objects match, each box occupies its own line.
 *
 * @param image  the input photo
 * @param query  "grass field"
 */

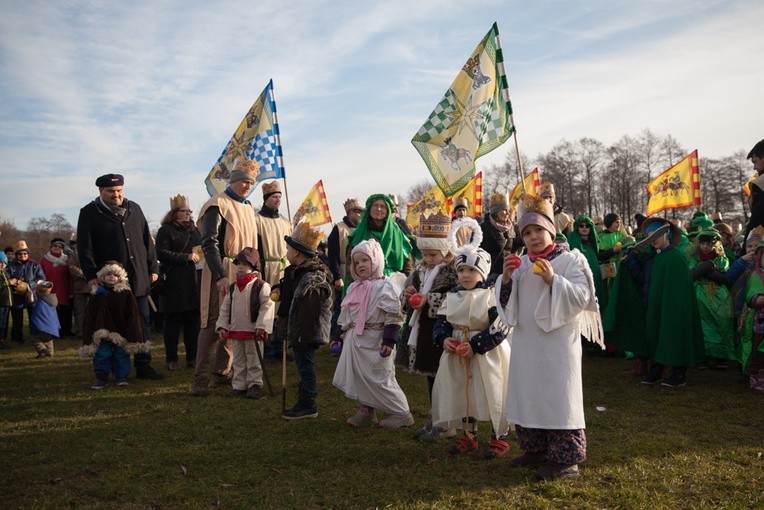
xmin=2 ymin=334 xmax=763 ymax=509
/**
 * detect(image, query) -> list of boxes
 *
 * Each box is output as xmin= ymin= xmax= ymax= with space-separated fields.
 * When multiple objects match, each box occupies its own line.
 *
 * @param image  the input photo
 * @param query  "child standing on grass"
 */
xmin=738 ymin=245 xmax=764 ymax=391
xmin=400 ymin=213 xmax=458 ymax=441
xmin=280 ymin=220 xmax=334 ymax=420
xmin=216 ymin=248 xmax=274 ymax=400
xmin=431 ymin=217 xmax=511 ymax=459
xmin=0 ymin=251 xmax=11 ymax=349
xmin=498 ymin=195 xmax=603 ymax=480
xmin=30 ymin=280 xmax=60 ymax=358
xmin=332 ymin=238 xmax=414 ymax=429
xmin=79 ymin=261 xmax=149 ymax=389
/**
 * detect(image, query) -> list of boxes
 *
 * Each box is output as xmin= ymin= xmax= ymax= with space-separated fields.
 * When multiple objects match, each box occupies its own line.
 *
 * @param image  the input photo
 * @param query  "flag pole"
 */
xmin=270 ymin=80 xmax=292 ymax=223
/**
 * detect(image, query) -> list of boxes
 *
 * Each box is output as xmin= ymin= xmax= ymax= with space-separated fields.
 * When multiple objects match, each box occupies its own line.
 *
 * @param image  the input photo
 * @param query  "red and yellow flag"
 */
xmin=645 ymin=150 xmax=701 ymax=216
xmin=743 ymin=171 xmax=758 ymax=197
xmin=508 ymin=167 xmax=541 ymax=212
xmin=294 ymin=180 xmax=332 ymax=227
xmin=406 ymin=172 xmax=483 ymax=230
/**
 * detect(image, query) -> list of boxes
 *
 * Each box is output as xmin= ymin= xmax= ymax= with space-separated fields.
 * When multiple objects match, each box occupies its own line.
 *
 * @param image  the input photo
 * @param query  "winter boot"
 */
xmin=282 ymin=391 xmax=318 ymax=420
xmin=641 ymin=361 xmax=663 ymax=385
xmin=661 ymin=366 xmax=687 ymax=388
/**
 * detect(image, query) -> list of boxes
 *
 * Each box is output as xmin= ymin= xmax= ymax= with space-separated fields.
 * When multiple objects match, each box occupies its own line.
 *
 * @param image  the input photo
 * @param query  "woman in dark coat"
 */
xmin=155 ymin=196 xmax=202 ymax=370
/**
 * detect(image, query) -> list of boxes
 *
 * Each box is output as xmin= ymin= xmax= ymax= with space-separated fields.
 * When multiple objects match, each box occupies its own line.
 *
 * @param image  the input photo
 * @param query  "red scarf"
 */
xmin=236 ymin=273 xmax=257 ymax=292
xmin=527 ymin=243 xmax=556 ymax=262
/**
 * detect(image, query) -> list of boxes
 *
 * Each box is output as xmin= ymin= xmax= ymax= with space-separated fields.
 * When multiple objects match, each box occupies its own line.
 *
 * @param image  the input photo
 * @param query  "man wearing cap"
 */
xmin=76 ymin=173 xmax=163 ymax=379
xmin=254 ymin=180 xmax=292 ymax=363
xmin=192 ymin=159 xmax=259 ymax=396
xmin=7 ymin=240 xmax=46 ymax=344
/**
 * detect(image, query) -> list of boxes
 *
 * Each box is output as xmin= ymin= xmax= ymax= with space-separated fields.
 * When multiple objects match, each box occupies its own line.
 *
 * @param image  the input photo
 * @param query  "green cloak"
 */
xmin=568 ymin=216 xmax=607 ymax=309
xmin=738 ymin=271 xmax=764 ymax=372
xmin=688 ymin=255 xmax=735 ymax=360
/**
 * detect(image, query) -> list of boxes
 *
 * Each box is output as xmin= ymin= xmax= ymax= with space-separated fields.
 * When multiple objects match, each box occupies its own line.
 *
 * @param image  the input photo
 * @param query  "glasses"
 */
xmin=371 ymin=204 xmax=387 ymax=210
xmin=350 ymin=208 xmax=363 ymax=214
xmin=178 ymin=209 xmax=192 ymax=213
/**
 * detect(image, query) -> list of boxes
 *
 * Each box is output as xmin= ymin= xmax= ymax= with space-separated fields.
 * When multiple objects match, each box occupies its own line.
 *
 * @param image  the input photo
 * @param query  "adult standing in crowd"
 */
xmin=155 ymin=194 xmax=201 ymax=371
xmin=76 ymin=173 xmax=163 ymax=380
xmin=539 ymin=182 xmax=574 ymax=236
xmin=192 ymin=158 xmax=259 ymax=396
xmin=40 ymin=237 xmax=73 ymax=337
xmin=388 ymin=194 xmax=413 ymax=237
xmin=745 ymin=139 xmax=764 ymax=244
xmin=452 ymin=197 xmax=473 ymax=247
xmin=597 ymin=213 xmax=625 ymax=291
xmin=67 ymin=233 xmax=90 ymax=339
xmin=7 ymin=240 xmax=45 ymax=344
xmin=254 ymin=180 xmax=292 ymax=363
xmin=348 ymin=194 xmax=415 ymax=278
xmin=480 ymin=191 xmax=517 ymax=277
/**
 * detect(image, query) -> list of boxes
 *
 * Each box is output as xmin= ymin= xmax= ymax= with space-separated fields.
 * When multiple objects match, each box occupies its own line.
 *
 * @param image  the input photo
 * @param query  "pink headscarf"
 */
xmin=343 ymin=239 xmax=385 ymax=335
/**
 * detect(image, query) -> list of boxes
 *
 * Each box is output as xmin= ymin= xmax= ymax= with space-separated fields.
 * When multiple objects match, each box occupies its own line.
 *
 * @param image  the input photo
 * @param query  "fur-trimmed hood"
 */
xmin=94 ymin=262 xmax=131 ymax=293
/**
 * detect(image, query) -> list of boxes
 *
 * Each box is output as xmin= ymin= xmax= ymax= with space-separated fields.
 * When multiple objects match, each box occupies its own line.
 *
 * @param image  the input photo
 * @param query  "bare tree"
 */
xmin=25 ymin=214 xmax=74 ymax=258
xmin=604 ymin=136 xmax=644 ymax=225
xmin=575 ymin=137 xmax=605 ymax=218
xmin=700 ymin=158 xmax=738 ymax=217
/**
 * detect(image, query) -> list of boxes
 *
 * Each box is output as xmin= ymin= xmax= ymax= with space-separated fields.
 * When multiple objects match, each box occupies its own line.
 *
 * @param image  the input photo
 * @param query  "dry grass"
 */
xmin=1 ymin=335 xmax=763 ymax=509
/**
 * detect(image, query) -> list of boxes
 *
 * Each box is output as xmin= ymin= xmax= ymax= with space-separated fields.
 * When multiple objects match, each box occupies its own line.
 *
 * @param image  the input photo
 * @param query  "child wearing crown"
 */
xmin=399 ymin=212 xmax=459 ymax=440
xmin=431 ymin=218 xmax=511 ymax=459
xmin=498 ymin=194 xmax=603 ymax=480
xmin=332 ymin=238 xmax=414 ymax=429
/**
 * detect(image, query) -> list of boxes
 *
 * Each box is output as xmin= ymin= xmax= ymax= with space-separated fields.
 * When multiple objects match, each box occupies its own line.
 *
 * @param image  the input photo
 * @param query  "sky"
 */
xmin=1 ymin=0 xmax=762 ymax=235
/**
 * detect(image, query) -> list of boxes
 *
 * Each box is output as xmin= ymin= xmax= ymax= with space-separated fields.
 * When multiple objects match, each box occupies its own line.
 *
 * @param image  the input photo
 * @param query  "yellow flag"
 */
xmin=508 ymin=167 xmax=541 ymax=212
xmin=294 ymin=180 xmax=332 ymax=227
xmin=645 ymin=150 xmax=701 ymax=216
xmin=743 ymin=171 xmax=758 ymax=197
xmin=406 ymin=172 xmax=483 ymax=229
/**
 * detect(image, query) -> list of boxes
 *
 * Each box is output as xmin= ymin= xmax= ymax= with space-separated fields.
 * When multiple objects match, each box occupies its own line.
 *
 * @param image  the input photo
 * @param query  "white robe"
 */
xmin=431 ymin=287 xmax=510 ymax=435
xmin=496 ymin=249 xmax=603 ymax=430
xmin=332 ymin=278 xmax=409 ymax=414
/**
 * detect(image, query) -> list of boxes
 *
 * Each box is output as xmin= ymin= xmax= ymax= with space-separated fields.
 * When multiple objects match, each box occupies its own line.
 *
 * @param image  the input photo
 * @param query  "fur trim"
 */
xmin=96 ymin=263 xmax=130 ymax=288
xmin=78 ymin=328 xmax=150 ymax=358
xmin=90 ymin=281 xmax=131 ymax=295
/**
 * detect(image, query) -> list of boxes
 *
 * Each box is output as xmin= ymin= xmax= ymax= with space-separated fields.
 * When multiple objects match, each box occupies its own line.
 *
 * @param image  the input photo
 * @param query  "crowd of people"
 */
xmin=1 ymin=139 xmax=763 ymax=481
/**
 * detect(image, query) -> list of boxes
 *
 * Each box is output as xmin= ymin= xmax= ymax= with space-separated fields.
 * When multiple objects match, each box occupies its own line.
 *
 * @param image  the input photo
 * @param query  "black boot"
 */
xmin=641 ymin=361 xmax=663 ymax=385
xmin=661 ymin=366 xmax=687 ymax=388
xmin=282 ymin=390 xmax=318 ymax=420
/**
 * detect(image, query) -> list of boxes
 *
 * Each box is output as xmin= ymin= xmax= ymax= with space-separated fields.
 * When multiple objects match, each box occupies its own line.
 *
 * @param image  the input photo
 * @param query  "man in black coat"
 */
xmin=745 ymin=139 xmax=764 ymax=247
xmin=76 ymin=173 xmax=163 ymax=379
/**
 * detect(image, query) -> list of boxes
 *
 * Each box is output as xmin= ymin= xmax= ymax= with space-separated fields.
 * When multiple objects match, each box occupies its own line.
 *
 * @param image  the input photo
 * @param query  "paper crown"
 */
xmin=539 ymin=182 xmax=555 ymax=199
xmin=14 ymin=240 xmax=28 ymax=253
xmin=343 ymin=197 xmax=362 ymax=212
xmin=170 ymin=194 xmax=189 ymax=210
xmin=453 ymin=197 xmax=469 ymax=211
xmin=234 ymin=158 xmax=259 ymax=174
xmin=262 ymin=180 xmax=281 ymax=197
xmin=517 ymin=193 xmax=555 ymax=230
xmin=418 ymin=212 xmax=451 ymax=239
xmin=286 ymin=219 xmax=324 ymax=256
xmin=489 ymin=191 xmax=509 ymax=213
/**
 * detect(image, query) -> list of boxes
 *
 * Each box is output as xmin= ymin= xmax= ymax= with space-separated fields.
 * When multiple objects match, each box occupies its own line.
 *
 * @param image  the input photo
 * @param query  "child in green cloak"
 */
xmin=567 ymin=216 xmax=607 ymax=311
xmin=738 ymin=244 xmax=764 ymax=391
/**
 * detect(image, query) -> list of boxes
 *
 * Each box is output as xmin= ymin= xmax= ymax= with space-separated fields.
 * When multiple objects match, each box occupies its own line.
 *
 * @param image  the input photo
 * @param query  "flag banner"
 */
xmin=411 ymin=22 xmax=514 ymax=197
xmin=645 ymin=150 xmax=701 ymax=216
xmin=294 ymin=180 xmax=332 ymax=227
xmin=205 ymin=79 xmax=285 ymax=196
xmin=743 ymin=171 xmax=758 ymax=197
xmin=406 ymin=172 xmax=483 ymax=230
xmin=508 ymin=167 xmax=540 ymax=212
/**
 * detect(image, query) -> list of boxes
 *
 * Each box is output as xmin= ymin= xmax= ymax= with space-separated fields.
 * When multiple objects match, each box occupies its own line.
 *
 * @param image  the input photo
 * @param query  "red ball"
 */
xmin=409 ymin=293 xmax=423 ymax=308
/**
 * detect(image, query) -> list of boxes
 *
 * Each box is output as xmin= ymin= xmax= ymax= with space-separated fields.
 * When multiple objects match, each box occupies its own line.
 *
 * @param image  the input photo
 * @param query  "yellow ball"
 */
xmin=533 ymin=262 xmax=544 ymax=274
xmin=270 ymin=291 xmax=280 ymax=302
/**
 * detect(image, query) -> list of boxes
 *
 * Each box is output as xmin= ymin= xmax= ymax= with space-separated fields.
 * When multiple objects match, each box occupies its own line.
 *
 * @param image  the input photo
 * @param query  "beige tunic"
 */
xmin=335 ymin=221 xmax=355 ymax=282
xmin=197 ymin=193 xmax=258 ymax=328
xmin=254 ymin=213 xmax=292 ymax=289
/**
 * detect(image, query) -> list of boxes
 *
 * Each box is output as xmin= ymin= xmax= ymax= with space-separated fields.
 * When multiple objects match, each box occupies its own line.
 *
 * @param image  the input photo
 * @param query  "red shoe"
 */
xmin=448 ymin=433 xmax=478 ymax=454
xmin=485 ymin=438 xmax=510 ymax=459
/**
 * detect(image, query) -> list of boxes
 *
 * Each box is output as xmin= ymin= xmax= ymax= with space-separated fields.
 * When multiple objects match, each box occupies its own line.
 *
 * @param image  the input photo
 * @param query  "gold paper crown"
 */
xmin=418 ymin=212 xmax=451 ymax=239
xmin=288 ymin=219 xmax=324 ymax=254
xmin=517 ymin=194 xmax=554 ymax=222
xmin=539 ymin=182 xmax=555 ymax=199
xmin=262 ymin=180 xmax=281 ymax=197
xmin=453 ymin=197 xmax=469 ymax=210
xmin=489 ymin=191 xmax=509 ymax=212
xmin=234 ymin=158 xmax=259 ymax=174
xmin=14 ymin=240 xmax=28 ymax=252
xmin=170 ymin=194 xmax=189 ymax=210
xmin=343 ymin=197 xmax=362 ymax=212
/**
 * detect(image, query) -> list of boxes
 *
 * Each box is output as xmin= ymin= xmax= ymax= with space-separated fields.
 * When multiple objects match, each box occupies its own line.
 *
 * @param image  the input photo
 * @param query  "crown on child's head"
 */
xmin=453 ymin=196 xmax=469 ymax=211
xmin=517 ymin=194 xmax=554 ymax=222
xmin=418 ymin=212 xmax=451 ymax=239
xmin=286 ymin=219 xmax=324 ymax=256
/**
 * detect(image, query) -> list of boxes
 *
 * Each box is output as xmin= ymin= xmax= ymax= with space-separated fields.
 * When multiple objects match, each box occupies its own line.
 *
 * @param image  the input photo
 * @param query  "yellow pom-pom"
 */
xmin=533 ymin=261 xmax=544 ymax=274
xmin=615 ymin=242 xmax=622 ymax=247
xmin=270 ymin=291 xmax=280 ymax=302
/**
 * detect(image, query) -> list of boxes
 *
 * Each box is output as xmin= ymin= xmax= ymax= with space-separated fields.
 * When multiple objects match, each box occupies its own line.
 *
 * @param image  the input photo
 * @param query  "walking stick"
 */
xmin=281 ymin=331 xmax=288 ymax=413
xmin=458 ymin=327 xmax=474 ymax=440
xmin=254 ymin=335 xmax=274 ymax=397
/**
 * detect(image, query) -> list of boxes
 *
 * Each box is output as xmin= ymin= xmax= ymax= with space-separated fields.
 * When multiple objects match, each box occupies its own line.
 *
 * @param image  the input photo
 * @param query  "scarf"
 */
xmin=342 ymin=277 xmax=383 ymax=335
xmin=236 ymin=273 xmax=257 ymax=292
xmin=407 ymin=264 xmax=442 ymax=348
xmin=349 ymin=194 xmax=413 ymax=275
xmin=44 ymin=252 xmax=68 ymax=267
xmin=698 ymin=250 xmax=717 ymax=262
xmin=528 ymin=243 xmax=556 ymax=262
xmin=489 ymin=213 xmax=511 ymax=233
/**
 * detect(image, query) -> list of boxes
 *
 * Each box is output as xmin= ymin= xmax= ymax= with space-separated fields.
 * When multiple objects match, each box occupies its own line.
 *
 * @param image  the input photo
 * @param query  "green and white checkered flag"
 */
xmin=412 ymin=22 xmax=515 ymax=197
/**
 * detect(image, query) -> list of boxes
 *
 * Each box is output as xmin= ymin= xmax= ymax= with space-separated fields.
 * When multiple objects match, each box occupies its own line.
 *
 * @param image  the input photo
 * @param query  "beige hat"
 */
xmin=14 ymin=240 xmax=28 ymax=253
xmin=262 ymin=180 xmax=281 ymax=199
xmin=170 ymin=194 xmax=189 ymax=210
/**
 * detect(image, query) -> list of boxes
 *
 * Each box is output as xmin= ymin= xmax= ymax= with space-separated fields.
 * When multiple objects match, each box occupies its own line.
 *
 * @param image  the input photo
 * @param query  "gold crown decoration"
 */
xmin=14 ymin=240 xmax=29 ymax=252
xmin=234 ymin=158 xmax=259 ymax=174
xmin=517 ymin=193 xmax=554 ymax=222
xmin=288 ymin=219 xmax=325 ymax=255
xmin=539 ymin=182 xmax=555 ymax=199
xmin=170 ymin=194 xmax=189 ymax=210
xmin=262 ymin=180 xmax=281 ymax=197
xmin=343 ymin=197 xmax=362 ymax=212
xmin=418 ymin=212 xmax=451 ymax=239
xmin=453 ymin=197 xmax=469 ymax=210
xmin=489 ymin=191 xmax=509 ymax=213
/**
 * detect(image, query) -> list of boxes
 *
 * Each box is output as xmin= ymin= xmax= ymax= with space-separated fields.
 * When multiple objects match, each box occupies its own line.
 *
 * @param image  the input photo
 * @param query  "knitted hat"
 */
xmin=689 ymin=213 xmax=714 ymax=230
xmin=50 ymin=238 xmax=66 ymax=249
xmin=603 ymin=213 xmax=621 ymax=229
xmin=489 ymin=192 xmax=509 ymax=215
xmin=517 ymin=194 xmax=556 ymax=238
xmin=416 ymin=212 xmax=451 ymax=256
xmin=233 ymin=247 xmax=261 ymax=271
xmin=36 ymin=280 xmax=54 ymax=294
xmin=343 ymin=198 xmax=363 ymax=212
xmin=96 ymin=260 xmax=129 ymax=285
xmin=14 ymin=240 xmax=28 ymax=253
xmin=453 ymin=197 xmax=469 ymax=212
xmin=262 ymin=180 xmax=281 ymax=200
xmin=229 ymin=158 xmax=259 ymax=184
xmin=449 ymin=217 xmax=490 ymax=281
xmin=0 ymin=251 xmax=7 ymax=264
xmin=170 ymin=194 xmax=189 ymax=210
xmin=349 ymin=238 xmax=385 ymax=280
xmin=285 ymin=219 xmax=324 ymax=256
xmin=95 ymin=174 xmax=124 ymax=188
xmin=747 ymin=226 xmax=764 ymax=244
xmin=697 ymin=228 xmax=721 ymax=243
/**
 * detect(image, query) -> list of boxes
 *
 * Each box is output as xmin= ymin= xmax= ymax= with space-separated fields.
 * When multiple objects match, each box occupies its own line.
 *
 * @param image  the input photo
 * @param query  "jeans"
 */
xmin=263 ymin=318 xmax=284 ymax=360
xmin=293 ymin=346 xmax=318 ymax=398
xmin=134 ymin=296 xmax=152 ymax=370
xmin=11 ymin=306 xmax=32 ymax=342
xmin=163 ymin=309 xmax=200 ymax=364
xmin=93 ymin=341 xmax=132 ymax=380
